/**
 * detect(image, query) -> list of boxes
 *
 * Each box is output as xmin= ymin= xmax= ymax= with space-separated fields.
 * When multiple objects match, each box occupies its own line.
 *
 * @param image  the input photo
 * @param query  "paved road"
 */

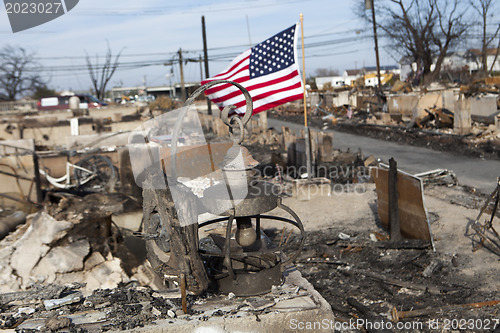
xmin=268 ymin=118 xmax=500 ymax=194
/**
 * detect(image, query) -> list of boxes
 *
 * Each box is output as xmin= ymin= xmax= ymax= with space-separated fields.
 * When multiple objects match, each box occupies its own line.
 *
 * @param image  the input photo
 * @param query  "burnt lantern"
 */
xmin=142 ymin=80 xmax=305 ymax=298
xmin=192 ymin=81 xmax=305 ymax=296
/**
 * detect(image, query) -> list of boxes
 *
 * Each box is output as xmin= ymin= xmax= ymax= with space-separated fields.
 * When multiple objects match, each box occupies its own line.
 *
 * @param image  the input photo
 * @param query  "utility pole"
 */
xmin=178 ymin=48 xmax=186 ymax=103
xmin=369 ymin=0 xmax=382 ymax=93
xmin=245 ymin=15 xmax=252 ymax=46
xmin=201 ymin=15 xmax=212 ymax=115
xmin=199 ymin=55 xmax=203 ymax=81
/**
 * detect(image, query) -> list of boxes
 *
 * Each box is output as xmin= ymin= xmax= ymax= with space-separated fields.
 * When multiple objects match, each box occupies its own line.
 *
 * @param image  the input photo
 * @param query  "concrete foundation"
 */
xmin=118 ymin=266 xmax=335 ymax=333
xmin=467 ymin=95 xmax=498 ymax=118
xmin=454 ymin=96 xmax=472 ymax=134
xmin=331 ymin=91 xmax=352 ymax=107
xmin=387 ymin=94 xmax=419 ymax=116
xmin=387 ymin=90 xmax=459 ymax=120
xmin=293 ymin=178 xmax=332 ymax=201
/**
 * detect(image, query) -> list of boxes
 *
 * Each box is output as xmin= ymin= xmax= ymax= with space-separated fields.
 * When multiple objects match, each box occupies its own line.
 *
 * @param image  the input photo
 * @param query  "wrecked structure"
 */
xmin=286 ymin=77 xmax=500 ymax=159
xmin=0 ymin=79 xmax=499 ymax=332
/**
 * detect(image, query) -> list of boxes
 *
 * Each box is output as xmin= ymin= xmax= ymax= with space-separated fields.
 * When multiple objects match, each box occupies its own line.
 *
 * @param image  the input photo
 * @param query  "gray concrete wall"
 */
xmin=468 ymin=95 xmax=498 ymax=118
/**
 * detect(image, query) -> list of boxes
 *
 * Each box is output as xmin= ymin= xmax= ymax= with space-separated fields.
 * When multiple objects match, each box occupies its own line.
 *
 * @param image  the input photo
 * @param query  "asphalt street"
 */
xmin=268 ymin=118 xmax=500 ymax=194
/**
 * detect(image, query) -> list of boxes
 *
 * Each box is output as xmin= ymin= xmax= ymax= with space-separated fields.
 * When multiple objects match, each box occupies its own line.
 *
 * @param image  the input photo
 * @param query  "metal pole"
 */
xmin=178 ymin=48 xmax=186 ymax=103
xmin=245 ymin=15 xmax=252 ymax=46
xmin=201 ymin=15 xmax=212 ymax=115
xmin=300 ymin=14 xmax=312 ymax=181
xmin=32 ymin=152 xmax=43 ymax=205
xmin=370 ymin=0 xmax=382 ymax=93
xmin=389 ymin=157 xmax=402 ymax=241
xmin=199 ymin=55 xmax=203 ymax=81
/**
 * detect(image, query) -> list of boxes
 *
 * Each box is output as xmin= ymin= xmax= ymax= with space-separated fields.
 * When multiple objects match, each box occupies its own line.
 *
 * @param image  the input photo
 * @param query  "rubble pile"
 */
xmin=269 ymin=80 xmax=500 ymax=158
xmin=291 ymin=225 xmax=500 ymax=325
xmin=0 ymin=277 xmax=324 ymax=332
xmin=0 ymin=96 xmax=499 ymax=332
xmin=0 ymin=192 xmax=161 ymax=297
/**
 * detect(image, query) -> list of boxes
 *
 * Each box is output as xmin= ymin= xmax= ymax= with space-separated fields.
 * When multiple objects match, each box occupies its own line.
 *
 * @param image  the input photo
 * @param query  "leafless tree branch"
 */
xmin=85 ymin=41 xmax=123 ymax=101
xmin=0 ymin=45 xmax=46 ymax=101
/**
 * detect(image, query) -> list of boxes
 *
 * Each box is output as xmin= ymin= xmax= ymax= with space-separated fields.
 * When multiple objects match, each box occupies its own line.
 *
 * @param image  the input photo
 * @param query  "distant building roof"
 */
xmin=345 ymin=65 xmax=398 ymax=75
xmin=345 ymin=69 xmax=362 ymax=76
xmin=467 ymin=48 xmax=499 ymax=57
xmin=364 ymin=65 xmax=398 ymax=72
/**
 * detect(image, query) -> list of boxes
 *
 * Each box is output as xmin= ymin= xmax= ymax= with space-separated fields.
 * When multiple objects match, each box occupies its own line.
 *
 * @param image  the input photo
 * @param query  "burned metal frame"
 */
xmin=159 ymin=79 xmax=306 ymax=297
xmin=0 ymin=142 xmax=42 ymax=207
xmin=471 ymin=178 xmax=500 ymax=255
xmin=198 ymin=198 xmax=306 ymax=264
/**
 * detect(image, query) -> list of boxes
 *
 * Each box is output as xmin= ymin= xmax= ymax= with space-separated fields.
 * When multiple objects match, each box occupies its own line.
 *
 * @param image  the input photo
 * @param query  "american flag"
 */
xmin=202 ymin=24 xmax=304 ymax=115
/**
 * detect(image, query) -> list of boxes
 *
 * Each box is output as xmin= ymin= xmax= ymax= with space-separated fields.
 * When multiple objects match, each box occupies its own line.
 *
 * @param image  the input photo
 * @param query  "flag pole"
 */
xmin=300 ymin=13 xmax=307 ymax=128
xmin=300 ymin=13 xmax=312 ymax=181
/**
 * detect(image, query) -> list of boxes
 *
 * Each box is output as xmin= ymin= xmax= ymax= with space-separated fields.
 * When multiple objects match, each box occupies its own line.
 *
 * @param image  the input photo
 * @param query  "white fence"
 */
xmin=0 ymin=100 xmax=37 ymax=112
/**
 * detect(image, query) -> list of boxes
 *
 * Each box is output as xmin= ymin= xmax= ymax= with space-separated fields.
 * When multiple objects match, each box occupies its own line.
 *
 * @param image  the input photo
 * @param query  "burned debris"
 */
xmin=468 ymin=178 xmax=500 ymax=256
xmin=271 ymin=79 xmax=500 ymax=159
xmin=0 ymin=80 xmax=499 ymax=333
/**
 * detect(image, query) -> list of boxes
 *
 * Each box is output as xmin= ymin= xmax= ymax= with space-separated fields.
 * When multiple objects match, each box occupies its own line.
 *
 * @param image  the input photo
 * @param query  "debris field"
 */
xmin=0 ymin=99 xmax=499 ymax=333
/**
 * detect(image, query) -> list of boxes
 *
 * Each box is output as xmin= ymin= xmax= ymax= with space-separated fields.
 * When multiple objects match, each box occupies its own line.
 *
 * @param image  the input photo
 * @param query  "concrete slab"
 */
xmin=468 ymin=95 xmax=497 ymax=118
xmin=10 ymin=212 xmax=73 ymax=287
xmin=293 ymin=178 xmax=331 ymax=201
xmin=387 ymin=94 xmax=419 ymax=116
xmin=116 ymin=266 xmax=335 ymax=333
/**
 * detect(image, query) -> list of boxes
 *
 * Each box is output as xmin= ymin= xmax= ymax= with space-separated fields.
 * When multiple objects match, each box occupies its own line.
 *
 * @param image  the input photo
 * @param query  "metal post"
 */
xmin=178 ymin=48 xmax=186 ymax=103
xmin=300 ymin=14 xmax=312 ymax=181
xmin=201 ymin=15 xmax=212 ymax=115
xmin=32 ymin=152 xmax=43 ymax=205
xmin=199 ymin=55 xmax=203 ymax=81
xmin=305 ymin=127 xmax=312 ymax=180
xmin=370 ymin=0 xmax=382 ymax=93
xmin=389 ymin=157 xmax=402 ymax=241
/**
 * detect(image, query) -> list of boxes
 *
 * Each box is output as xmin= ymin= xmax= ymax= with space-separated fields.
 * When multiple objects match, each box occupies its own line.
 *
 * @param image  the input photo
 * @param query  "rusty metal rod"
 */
xmin=0 ymin=169 xmax=33 ymax=181
xmin=180 ymin=273 xmax=187 ymax=314
xmin=284 ymin=228 xmax=293 ymax=246
xmin=0 ymin=192 xmax=39 ymax=207
xmin=278 ymin=226 xmax=286 ymax=247
xmin=487 ymin=184 xmax=499 ymax=228
xmin=392 ymin=300 xmax=500 ymax=322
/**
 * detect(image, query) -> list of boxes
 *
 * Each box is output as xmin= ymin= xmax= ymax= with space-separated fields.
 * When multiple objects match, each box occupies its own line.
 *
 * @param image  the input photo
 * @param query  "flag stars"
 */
xmin=249 ymin=25 xmax=296 ymax=78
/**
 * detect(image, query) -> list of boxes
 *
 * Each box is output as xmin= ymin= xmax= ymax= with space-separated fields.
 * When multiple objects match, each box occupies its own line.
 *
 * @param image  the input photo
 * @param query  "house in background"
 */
xmin=315 ymin=66 xmax=399 ymax=90
xmin=464 ymin=48 xmax=500 ymax=73
xmin=315 ymin=76 xmax=347 ymax=90
xmin=399 ymin=48 xmax=500 ymax=82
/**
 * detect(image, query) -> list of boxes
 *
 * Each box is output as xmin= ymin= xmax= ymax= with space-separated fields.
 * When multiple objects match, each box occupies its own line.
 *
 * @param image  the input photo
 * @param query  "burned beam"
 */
xmin=388 ymin=157 xmax=402 ymax=242
xmin=392 ymin=300 xmax=500 ymax=322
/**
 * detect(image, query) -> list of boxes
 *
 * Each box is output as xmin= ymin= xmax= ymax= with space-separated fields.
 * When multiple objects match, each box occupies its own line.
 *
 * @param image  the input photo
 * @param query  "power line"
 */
xmin=73 ymin=0 xmax=312 ymax=16
xmin=30 ymin=32 xmax=371 ymax=74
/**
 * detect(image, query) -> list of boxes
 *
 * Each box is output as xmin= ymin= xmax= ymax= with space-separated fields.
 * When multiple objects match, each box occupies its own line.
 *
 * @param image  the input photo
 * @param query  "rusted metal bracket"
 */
xmin=471 ymin=178 xmax=500 ymax=255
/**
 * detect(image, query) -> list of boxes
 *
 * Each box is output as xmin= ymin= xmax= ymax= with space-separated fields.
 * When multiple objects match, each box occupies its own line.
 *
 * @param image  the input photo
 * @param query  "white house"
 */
xmin=315 ymin=76 xmax=346 ymax=90
xmin=399 ymin=49 xmax=500 ymax=81
xmin=315 ymin=66 xmax=400 ymax=89
xmin=464 ymin=48 xmax=500 ymax=73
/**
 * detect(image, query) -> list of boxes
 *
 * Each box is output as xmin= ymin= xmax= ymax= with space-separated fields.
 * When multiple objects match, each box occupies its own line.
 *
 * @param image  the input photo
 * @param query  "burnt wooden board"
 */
xmin=371 ymin=167 xmax=434 ymax=246
xmin=161 ymin=141 xmax=232 ymax=179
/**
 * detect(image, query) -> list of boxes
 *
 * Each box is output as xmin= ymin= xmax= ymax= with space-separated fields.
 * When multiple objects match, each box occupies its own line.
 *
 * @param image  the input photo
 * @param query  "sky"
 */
xmin=0 ymin=0 xmax=488 ymax=93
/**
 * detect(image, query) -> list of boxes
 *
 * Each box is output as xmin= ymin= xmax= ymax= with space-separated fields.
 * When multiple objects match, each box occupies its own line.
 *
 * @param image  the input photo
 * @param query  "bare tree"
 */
xmin=358 ymin=0 xmax=470 ymax=84
xmin=0 ymin=45 xmax=46 ymax=101
xmin=469 ymin=0 xmax=500 ymax=75
xmin=430 ymin=0 xmax=470 ymax=81
xmin=86 ymin=42 xmax=122 ymax=101
xmin=315 ymin=68 xmax=340 ymax=77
